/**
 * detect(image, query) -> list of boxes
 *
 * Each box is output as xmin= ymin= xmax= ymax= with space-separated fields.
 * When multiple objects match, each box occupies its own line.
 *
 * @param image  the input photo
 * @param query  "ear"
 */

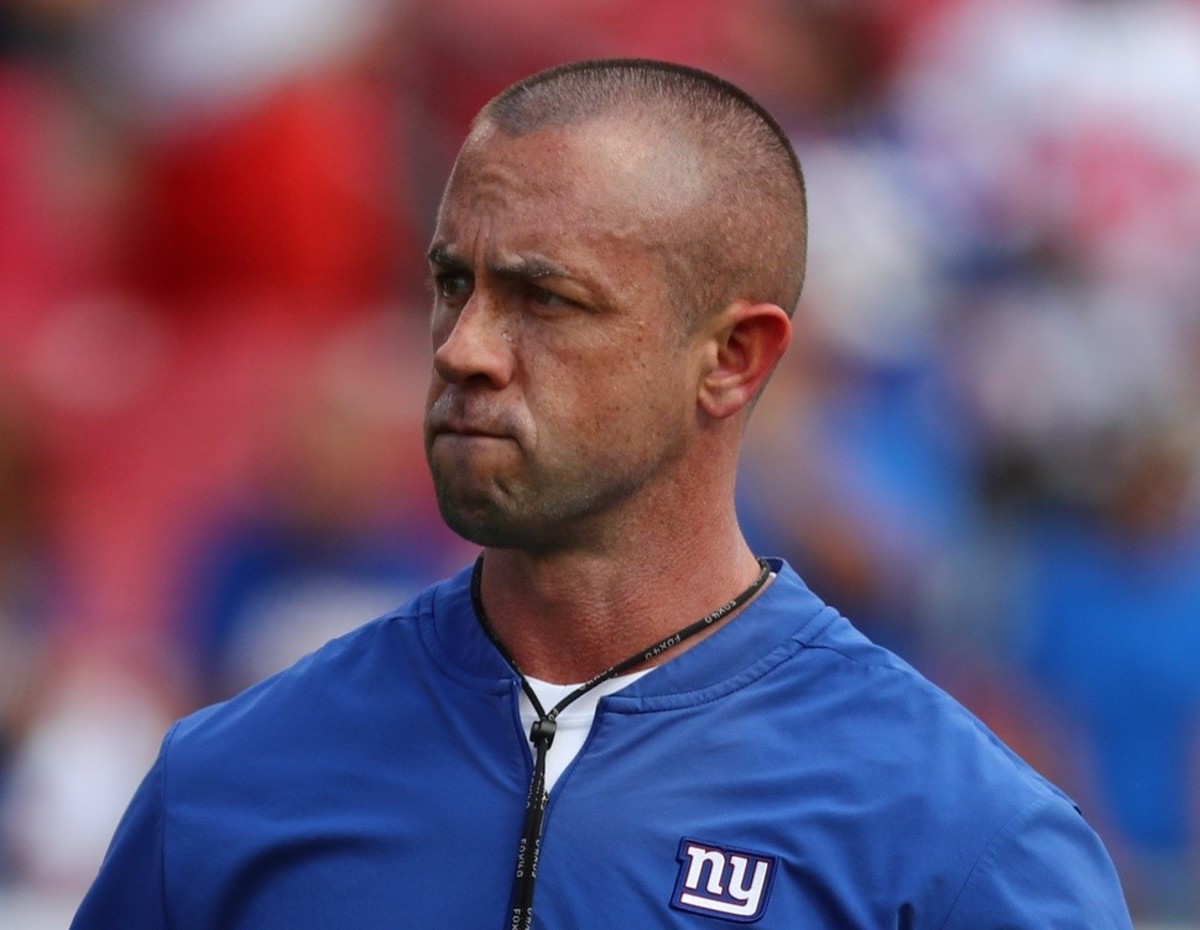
xmin=697 ymin=300 xmax=792 ymax=420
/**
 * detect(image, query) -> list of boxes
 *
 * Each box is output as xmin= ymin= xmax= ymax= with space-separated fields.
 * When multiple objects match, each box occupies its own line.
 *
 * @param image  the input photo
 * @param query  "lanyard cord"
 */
xmin=470 ymin=556 xmax=772 ymax=930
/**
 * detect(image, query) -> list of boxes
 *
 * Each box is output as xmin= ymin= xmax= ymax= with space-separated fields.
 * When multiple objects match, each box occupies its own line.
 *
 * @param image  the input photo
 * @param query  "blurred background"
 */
xmin=1 ymin=0 xmax=1199 ymax=925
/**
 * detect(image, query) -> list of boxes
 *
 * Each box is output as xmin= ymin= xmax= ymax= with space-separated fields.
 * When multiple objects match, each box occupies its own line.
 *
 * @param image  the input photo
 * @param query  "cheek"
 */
xmin=520 ymin=317 xmax=692 ymax=448
xmin=543 ymin=355 xmax=689 ymax=455
xmin=519 ymin=342 xmax=608 ymax=438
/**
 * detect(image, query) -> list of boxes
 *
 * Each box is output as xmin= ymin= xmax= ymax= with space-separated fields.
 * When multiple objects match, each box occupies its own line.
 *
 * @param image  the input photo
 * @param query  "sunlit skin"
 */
xmin=424 ymin=114 xmax=792 ymax=681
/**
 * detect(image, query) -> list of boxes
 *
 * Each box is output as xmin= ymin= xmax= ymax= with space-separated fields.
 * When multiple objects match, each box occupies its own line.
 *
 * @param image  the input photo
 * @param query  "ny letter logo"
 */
xmin=670 ymin=838 xmax=776 ymax=923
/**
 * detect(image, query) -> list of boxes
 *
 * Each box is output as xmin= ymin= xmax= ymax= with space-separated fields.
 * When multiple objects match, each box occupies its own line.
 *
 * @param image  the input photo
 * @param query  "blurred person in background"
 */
xmin=0 ymin=389 xmax=56 ymax=884
xmin=951 ymin=280 xmax=1200 ymax=918
xmin=0 ymin=0 xmax=179 ymax=912
xmin=1 ymin=0 xmax=426 ymax=910
xmin=87 ymin=0 xmax=419 ymax=317
xmin=891 ymin=0 xmax=1200 ymax=916
xmin=180 ymin=313 xmax=468 ymax=703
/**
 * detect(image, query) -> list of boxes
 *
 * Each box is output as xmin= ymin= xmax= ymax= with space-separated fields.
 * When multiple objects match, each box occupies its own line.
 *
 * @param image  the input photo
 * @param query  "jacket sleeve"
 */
xmin=940 ymin=792 xmax=1133 ymax=930
xmin=70 ymin=725 xmax=176 ymax=930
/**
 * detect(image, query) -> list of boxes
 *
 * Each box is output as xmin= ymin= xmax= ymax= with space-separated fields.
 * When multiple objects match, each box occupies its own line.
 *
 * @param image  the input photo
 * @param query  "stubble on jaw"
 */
xmin=428 ymin=424 xmax=692 ymax=555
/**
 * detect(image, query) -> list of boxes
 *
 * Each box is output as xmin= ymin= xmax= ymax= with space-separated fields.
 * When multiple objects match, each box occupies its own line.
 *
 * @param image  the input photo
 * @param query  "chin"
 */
xmin=437 ymin=492 xmax=515 ymax=548
xmin=437 ymin=497 xmax=574 ymax=552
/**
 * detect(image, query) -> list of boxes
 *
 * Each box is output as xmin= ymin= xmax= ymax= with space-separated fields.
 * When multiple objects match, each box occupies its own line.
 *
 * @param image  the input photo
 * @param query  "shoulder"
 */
xmin=776 ymin=606 xmax=1131 ymax=925
xmin=787 ymin=610 xmax=1072 ymax=822
xmin=939 ymin=788 xmax=1132 ymax=928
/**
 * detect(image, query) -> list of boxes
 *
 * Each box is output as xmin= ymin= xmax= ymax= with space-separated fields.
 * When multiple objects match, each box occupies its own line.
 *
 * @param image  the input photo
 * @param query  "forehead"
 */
xmin=433 ymin=117 xmax=703 ymax=264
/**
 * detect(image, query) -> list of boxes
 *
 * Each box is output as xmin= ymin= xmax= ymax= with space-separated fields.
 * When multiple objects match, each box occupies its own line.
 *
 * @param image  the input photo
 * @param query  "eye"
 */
xmin=434 ymin=271 xmax=471 ymax=301
xmin=526 ymin=284 xmax=572 ymax=309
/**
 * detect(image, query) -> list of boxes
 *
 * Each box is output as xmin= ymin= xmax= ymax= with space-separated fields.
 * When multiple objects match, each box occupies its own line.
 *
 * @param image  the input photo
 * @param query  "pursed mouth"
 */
xmin=430 ymin=425 xmax=514 ymax=442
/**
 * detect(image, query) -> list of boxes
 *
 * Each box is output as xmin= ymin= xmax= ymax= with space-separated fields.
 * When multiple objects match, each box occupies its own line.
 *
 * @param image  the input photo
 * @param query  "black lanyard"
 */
xmin=471 ymin=556 xmax=772 ymax=930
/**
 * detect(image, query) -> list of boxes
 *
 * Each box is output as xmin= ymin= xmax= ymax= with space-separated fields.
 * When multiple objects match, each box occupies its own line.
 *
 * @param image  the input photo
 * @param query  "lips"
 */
xmin=426 ymin=392 xmax=519 ymax=444
xmin=429 ymin=420 xmax=511 ymax=440
xmin=426 ymin=416 xmax=520 ymax=454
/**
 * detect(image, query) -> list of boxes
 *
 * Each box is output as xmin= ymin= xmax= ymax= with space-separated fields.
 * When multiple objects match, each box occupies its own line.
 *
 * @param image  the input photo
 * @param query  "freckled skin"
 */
xmin=424 ymin=119 xmax=705 ymax=554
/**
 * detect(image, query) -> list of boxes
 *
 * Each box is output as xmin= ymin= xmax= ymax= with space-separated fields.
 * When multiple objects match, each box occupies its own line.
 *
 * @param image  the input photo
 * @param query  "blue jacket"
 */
xmin=72 ymin=560 xmax=1132 ymax=928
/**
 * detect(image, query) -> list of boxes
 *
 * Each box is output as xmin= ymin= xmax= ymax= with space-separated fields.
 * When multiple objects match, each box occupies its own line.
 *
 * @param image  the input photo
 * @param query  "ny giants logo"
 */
xmin=670 ymin=839 xmax=776 ymax=923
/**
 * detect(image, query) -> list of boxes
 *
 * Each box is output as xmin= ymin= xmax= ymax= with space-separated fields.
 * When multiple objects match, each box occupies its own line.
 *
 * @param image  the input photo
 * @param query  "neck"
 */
xmin=477 ymin=512 xmax=765 ymax=683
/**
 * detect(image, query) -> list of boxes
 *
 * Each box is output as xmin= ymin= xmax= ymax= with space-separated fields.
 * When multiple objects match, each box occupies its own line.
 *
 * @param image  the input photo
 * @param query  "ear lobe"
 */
xmin=698 ymin=301 xmax=792 ymax=420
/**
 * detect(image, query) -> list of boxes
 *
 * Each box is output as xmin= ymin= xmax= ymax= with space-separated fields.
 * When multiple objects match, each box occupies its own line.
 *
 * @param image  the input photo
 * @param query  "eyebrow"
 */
xmin=427 ymin=244 xmax=572 ymax=283
xmin=427 ymin=244 xmax=466 ymax=271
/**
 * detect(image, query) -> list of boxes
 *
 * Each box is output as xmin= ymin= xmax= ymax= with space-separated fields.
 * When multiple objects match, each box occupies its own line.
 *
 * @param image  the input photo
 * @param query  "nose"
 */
xmin=432 ymin=291 xmax=515 ymax=388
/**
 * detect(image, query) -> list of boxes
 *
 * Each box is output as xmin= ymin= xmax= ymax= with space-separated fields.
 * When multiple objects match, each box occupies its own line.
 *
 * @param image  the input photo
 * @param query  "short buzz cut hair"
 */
xmin=477 ymin=58 xmax=808 ymax=327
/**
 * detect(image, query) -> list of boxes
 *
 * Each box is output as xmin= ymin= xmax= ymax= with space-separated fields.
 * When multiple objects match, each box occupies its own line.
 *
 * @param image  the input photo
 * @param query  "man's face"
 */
xmin=423 ymin=118 xmax=706 ymax=552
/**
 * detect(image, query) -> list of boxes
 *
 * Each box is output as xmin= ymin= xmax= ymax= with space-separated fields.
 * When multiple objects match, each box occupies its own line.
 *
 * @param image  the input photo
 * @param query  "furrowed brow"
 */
xmin=490 ymin=256 xmax=569 ymax=283
xmin=427 ymin=246 xmax=577 ymax=287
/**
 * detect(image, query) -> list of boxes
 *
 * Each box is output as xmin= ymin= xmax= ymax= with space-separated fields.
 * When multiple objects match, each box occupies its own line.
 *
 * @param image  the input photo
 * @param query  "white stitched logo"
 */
xmin=670 ymin=839 xmax=776 ymax=923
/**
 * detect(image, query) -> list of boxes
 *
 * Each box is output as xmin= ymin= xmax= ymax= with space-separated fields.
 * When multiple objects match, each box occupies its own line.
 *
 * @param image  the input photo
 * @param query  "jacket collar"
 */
xmin=422 ymin=558 xmax=835 ymax=708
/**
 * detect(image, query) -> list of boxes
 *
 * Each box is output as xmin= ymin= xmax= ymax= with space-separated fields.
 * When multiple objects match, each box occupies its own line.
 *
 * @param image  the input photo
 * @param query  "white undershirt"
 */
xmin=519 ymin=670 xmax=650 ymax=793
xmin=516 ymin=571 xmax=777 ymax=793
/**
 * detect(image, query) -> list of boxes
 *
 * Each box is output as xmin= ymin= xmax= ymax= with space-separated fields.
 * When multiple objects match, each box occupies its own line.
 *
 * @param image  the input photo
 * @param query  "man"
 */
xmin=73 ymin=59 xmax=1132 ymax=929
